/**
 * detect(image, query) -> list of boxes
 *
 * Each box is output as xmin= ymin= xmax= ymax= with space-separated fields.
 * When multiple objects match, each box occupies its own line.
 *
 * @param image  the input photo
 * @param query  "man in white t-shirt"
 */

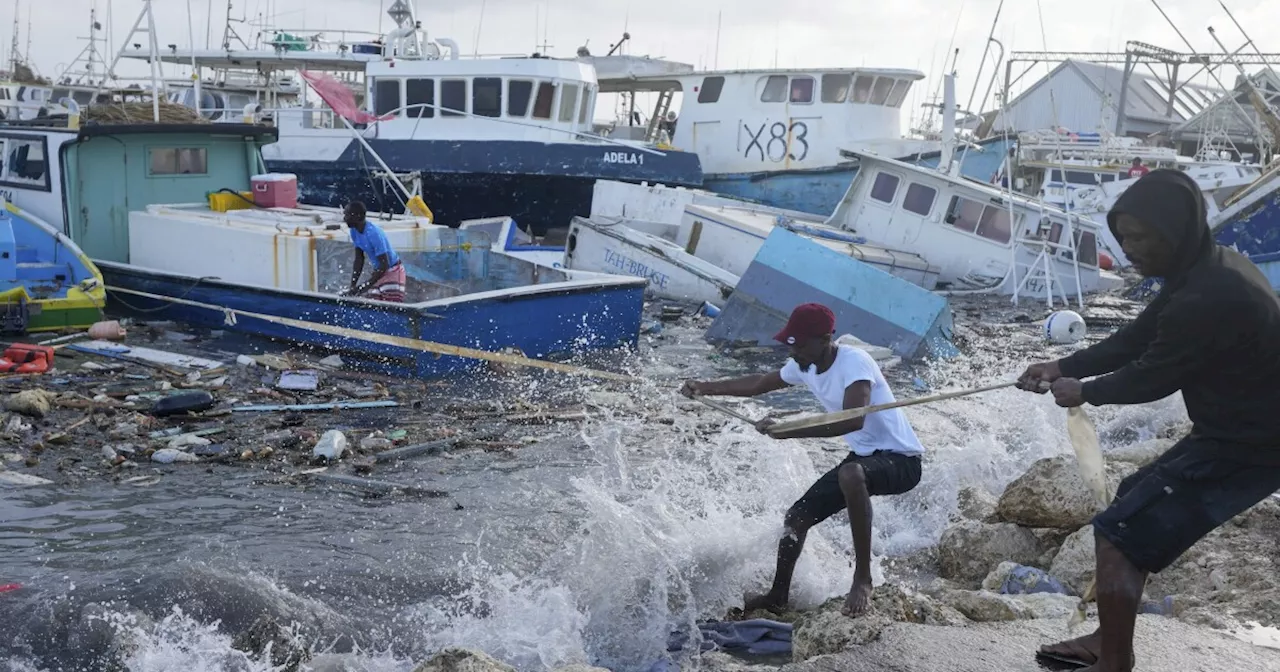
xmin=682 ymin=303 xmax=925 ymax=617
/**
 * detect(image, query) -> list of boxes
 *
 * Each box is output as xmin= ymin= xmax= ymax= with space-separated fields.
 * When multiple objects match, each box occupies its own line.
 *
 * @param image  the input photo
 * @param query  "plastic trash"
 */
xmin=699 ymin=301 xmax=721 ymax=318
xmin=1045 ymin=310 xmax=1087 ymax=344
xmin=998 ymin=564 xmax=1069 ymax=595
xmin=87 ymin=320 xmax=126 ymax=341
xmin=150 ymin=391 xmax=215 ymax=417
xmin=151 ymin=448 xmax=200 ymax=464
xmin=313 ymin=430 xmax=348 ymax=461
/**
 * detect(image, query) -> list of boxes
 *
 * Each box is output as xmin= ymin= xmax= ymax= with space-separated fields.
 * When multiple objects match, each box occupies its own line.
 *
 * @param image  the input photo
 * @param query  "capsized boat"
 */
xmin=0 ymin=199 xmax=104 ymax=333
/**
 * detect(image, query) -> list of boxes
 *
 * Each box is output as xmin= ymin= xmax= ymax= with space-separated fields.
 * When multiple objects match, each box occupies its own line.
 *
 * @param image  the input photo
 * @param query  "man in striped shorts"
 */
xmin=343 ymin=200 xmax=406 ymax=302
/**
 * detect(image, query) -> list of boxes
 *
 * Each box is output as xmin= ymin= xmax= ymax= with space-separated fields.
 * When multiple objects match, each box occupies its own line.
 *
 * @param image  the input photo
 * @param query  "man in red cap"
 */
xmin=682 ymin=302 xmax=925 ymax=617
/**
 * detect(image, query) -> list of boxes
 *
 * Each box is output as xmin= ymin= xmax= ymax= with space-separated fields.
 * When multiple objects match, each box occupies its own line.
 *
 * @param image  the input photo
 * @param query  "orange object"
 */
xmin=88 ymin=320 xmax=126 ymax=341
xmin=1098 ymin=252 xmax=1115 ymax=271
xmin=0 ymin=343 xmax=55 ymax=374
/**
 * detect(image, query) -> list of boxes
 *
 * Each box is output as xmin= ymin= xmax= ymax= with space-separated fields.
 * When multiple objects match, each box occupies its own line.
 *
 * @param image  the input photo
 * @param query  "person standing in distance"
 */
xmin=682 ymin=303 xmax=926 ymax=617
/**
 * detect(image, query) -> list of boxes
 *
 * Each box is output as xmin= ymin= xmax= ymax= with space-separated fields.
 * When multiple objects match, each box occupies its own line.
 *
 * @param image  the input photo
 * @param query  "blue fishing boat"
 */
xmin=0 ymin=200 xmax=105 ymax=333
xmin=0 ymin=119 xmax=646 ymax=378
xmin=1212 ymin=168 xmax=1280 ymax=291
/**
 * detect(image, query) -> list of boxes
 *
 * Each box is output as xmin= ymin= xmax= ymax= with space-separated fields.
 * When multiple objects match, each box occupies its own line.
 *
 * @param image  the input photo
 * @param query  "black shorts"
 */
xmin=1093 ymin=435 xmax=1280 ymax=574
xmin=788 ymin=451 xmax=923 ymax=528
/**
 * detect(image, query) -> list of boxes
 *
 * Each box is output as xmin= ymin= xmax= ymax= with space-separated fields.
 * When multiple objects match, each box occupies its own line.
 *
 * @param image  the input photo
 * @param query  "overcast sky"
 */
xmin=2 ymin=0 xmax=1276 ymax=128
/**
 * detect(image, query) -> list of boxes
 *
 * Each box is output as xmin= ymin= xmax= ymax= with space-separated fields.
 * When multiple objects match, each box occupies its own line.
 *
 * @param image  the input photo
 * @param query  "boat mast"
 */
xmin=98 ymin=0 xmax=166 ymax=121
xmin=57 ymin=6 xmax=108 ymax=86
xmin=8 ymin=0 xmax=20 ymax=77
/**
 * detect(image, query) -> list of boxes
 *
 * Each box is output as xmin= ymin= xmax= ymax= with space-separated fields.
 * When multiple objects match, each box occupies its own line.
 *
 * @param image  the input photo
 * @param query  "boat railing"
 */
xmin=270 ymin=101 xmax=671 ymax=156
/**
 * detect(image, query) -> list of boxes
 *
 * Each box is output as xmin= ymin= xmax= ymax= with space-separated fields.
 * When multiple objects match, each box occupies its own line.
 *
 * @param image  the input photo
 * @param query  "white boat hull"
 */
xmin=563 ymin=217 xmax=737 ymax=305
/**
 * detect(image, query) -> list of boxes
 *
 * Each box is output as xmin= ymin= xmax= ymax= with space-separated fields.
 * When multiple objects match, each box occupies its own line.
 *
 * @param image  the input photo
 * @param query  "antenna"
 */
xmin=473 ymin=0 xmax=487 ymax=57
xmin=8 ymin=0 xmax=20 ymax=76
xmin=57 ymin=4 xmax=108 ymax=86
xmin=713 ymin=10 xmax=721 ymax=70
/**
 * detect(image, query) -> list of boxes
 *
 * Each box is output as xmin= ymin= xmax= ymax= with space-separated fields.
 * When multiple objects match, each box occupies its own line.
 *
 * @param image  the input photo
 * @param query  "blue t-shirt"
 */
xmin=349 ymin=221 xmax=400 ymax=267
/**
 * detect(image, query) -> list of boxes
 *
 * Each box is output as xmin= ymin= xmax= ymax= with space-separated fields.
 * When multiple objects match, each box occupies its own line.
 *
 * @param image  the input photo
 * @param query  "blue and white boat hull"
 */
xmin=264 ymin=138 xmax=703 ymax=235
xmin=98 ymin=261 xmax=646 ymax=379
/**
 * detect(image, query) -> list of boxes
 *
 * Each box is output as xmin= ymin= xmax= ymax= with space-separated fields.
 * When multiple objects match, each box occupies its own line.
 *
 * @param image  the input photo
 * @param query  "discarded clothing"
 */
xmin=698 ymin=619 xmax=792 ymax=655
xmin=999 ymin=564 xmax=1069 ymax=596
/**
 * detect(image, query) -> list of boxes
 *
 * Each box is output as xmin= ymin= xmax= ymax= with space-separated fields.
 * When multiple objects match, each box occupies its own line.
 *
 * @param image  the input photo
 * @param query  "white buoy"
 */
xmin=1045 ymin=310 xmax=1087 ymax=344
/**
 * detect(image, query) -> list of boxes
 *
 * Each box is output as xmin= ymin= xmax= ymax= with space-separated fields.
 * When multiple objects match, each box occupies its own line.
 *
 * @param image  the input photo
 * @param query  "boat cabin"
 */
xmin=593 ymin=66 xmax=924 ymax=176
xmin=1008 ymin=129 xmax=1180 ymax=210
xmin=0 ymin=81 xmax=56 ymax=120
xmin=833 ymin=149 xmax=1105 ymax=298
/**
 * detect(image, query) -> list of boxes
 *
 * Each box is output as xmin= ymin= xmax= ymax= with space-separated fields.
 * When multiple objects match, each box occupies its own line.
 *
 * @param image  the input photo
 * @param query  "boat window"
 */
xmin=902 ymin=182 xmax=936 ymax=216
xmin=697 ymin=76 xmax=725 ymax=103
xmin=406 ymin=78 xmax=434 ymax=118
xmin=821 ymin=74 xmax=851 ymax=103
xmin=851 ymin=75 xmax=874 ymax=103
xmin=1099 ymin=173 xmax=1116 ymax=183
xmin=761 ymin=75 xmax=787 ymax=103
xmin=870 ymin=77 xmax=894 ymax=105
xmin=944 ymin=195 xmax=983 ymax=233
xmin=558 ymin=84 xmax=579 ymax=122
xmin=472 ymin=77 xmax=502 ymax=118
xmin=1049 ymin=221 xmax=1064 ymax=244
xmin=977 ymin=205 xmax=1013 ymax=243
xmin=532 ymin=81 xmax=555 ymax=119
xmin=1073 ymin=229 xmax=1099 ymax=266
xmin=886 ymin=79 xmax=912 ymax=108
xmin=578 ymin=86 xmax=592 ymax=124
xmin=1 ymin=137 xmax=47 ymax=186
xmin=148 ymin=147 xmax=207 ymax=176
xmin=1065 ymin=170 xmax=1098 ymax=185
xmin=441 ymin=79 xmax=467 ymax=116
xmin=789 ymin=76 xmax=814 ymax=104
xmin=507 ymin=79 xmax=533 ymax=117
xmin=373 ymin=78 xmax=400 ymax=117
xmin=869 ymin=172 xmax=900 ymax=204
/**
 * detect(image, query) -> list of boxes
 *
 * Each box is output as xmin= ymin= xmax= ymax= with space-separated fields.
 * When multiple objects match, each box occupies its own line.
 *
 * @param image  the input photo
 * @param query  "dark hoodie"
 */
xmin=1058 ymin=168 xmax=1280 ymax=465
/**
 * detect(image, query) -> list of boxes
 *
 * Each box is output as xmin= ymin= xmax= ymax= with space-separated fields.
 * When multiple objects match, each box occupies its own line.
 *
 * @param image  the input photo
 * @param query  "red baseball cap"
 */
xmin=774 ymin=303 xmax=836 ymax=345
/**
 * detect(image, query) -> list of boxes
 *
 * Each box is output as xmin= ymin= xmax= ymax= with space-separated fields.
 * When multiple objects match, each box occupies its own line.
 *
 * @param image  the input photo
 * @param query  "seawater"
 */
xmin=0 ymin=318 xmax=1189 ymax=671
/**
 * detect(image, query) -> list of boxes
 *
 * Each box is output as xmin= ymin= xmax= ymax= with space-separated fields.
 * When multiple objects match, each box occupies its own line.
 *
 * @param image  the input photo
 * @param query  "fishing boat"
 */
xmin=563 ymin=215 xmax=738 ymax=306
xmin=0 ymin=199 xmax=104 ymax=333
xmin=590 ymin=55 xmax=930 ymax=217
xmin=1211 ymin=164 xmax=1280 ymax=291
xmin=0 ymin=118 xmax=647 ymax=378
xmin=121 ymin=1 xmax=703 ymax=236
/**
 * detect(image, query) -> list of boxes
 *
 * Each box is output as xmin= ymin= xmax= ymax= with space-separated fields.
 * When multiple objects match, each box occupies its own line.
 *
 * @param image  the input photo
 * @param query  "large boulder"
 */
xmin=791 ymin=585 xmax=968 ymax=661
xmin=995 ymin=455 xmax=1138 ymax=529
xmin=413 ymin=648 xmax=517 ymax=672
xmin=952 ymin=485 xmax=999 ymax=523
xmin=1049 ymin=526 xmax=1097 ymax=596
xmin=937 ymin=520 xmax=1046 ymax=585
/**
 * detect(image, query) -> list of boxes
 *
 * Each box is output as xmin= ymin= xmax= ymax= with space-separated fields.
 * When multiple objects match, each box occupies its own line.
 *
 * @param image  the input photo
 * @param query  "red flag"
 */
xmin=300 ymin=70 xmax=394 ymax=124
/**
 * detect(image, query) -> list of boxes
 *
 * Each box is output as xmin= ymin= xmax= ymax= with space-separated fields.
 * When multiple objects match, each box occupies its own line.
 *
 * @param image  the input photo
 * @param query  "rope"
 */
xmin=103 ymin=285 xmax=638 ymax=383
xmin=105 ymin=276 xmax=218 ymax=313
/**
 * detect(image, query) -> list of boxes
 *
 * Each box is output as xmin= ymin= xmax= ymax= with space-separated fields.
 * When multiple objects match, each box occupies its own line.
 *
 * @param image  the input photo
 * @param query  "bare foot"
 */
xmin=743 ymin=591 xmax=786 ymax=614
xmin=840 ymin=578 xmax=872 ymax=617
xmin=1037 ymin=630 xmax=1101 ymax=663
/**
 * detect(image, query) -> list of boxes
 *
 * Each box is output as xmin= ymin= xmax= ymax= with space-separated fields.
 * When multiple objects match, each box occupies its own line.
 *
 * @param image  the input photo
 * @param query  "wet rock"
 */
xmin=870 ymin=584 xmax=968 ymax=626
xmin=1108 ymin=438 xmax=1175 ymax=468
xmin=953 ymin=485 xmax=998 ymax=523
xmin=412 ymin=647 xmax=517 ymax=672
xmin=107 ymin=423 xmax=139 ymax=441
xmin=792 ymin=601 xmax=891 ymax=661
xmin=696 ymin=651 xmax=757 ymax=672
xmin=937 ymin=520 xmax=1045 ymax=585
xmin=359 ymin=434 xmax=393 ymax=451
xmin=550 ymin=665 xmax=611 ymax=672
xmin=942 ymin=589 xmax=1078 ymax=622
xmin=230 ymin=616 xmax=312 ymax=672
xmin=5 ymin=389 xmax=54 ymax=418
xmin=1049 ymin=526 xmax=1096 ymax=596
xmin=312 ymin=430 xmax=348 ymax=462
xmin=995 ymin=455 xmax=1138 ymax=529
xmin=263 ymin=429 xmax=300 ymax=448
xmin=1144 ymin=497 xmax=1280 ymax=628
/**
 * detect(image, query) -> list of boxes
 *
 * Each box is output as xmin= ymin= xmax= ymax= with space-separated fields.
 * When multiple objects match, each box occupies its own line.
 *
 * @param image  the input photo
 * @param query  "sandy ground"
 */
xmin=781 ymin=616 xmax=1280 ymax=672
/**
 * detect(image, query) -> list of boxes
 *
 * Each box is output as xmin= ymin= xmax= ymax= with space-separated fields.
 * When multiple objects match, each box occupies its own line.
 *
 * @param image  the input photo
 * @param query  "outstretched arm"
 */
xmin=682 ymin=371 xmax=789 ymax=398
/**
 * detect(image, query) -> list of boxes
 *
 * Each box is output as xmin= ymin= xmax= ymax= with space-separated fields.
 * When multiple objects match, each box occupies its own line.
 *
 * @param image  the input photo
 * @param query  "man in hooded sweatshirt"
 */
xmin=1018 ymin=168 xmax=1280 ymax=672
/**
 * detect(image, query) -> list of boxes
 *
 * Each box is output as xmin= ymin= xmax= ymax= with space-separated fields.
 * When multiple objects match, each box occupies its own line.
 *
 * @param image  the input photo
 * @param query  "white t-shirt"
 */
xmin=779 ymin=345 xmax=925 ymax=457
